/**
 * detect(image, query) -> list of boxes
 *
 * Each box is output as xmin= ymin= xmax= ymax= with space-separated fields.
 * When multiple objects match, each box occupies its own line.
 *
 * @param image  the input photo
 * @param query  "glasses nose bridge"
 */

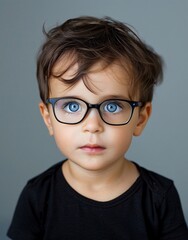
xmin=88 ymin=103 xmax=100 ymax=110
xmin=87 ymin=103 xmax=101 ymax=114
xmin=85 ymin=103 xmax=101 ymax=118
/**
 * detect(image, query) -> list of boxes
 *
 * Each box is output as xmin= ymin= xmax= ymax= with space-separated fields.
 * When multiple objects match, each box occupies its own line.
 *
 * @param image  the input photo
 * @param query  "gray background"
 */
xmin=1 ymin=0 xmax=188 ymax=239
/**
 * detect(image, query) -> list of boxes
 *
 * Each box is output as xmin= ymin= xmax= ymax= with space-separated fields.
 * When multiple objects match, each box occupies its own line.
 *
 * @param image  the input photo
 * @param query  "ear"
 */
xmin=39 ymin=102 xmax=54 ymax=136
xmin=133 ymin=102 xmax=152 ymax=136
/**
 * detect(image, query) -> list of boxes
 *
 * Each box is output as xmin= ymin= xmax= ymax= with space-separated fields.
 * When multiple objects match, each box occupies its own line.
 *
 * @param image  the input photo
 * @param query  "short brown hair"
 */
xmin=36 ymin=16 xmax=163 ymax=104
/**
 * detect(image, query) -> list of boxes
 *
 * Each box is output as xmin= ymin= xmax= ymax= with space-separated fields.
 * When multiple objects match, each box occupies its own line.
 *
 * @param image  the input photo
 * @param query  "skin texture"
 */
xmin=39 ymin=60 xmax=152 ymax=201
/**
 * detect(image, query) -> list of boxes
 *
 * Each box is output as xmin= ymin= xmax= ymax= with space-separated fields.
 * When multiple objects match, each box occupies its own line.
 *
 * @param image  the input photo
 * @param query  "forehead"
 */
xmin=49 ymin=58 xmax=135 ymax=99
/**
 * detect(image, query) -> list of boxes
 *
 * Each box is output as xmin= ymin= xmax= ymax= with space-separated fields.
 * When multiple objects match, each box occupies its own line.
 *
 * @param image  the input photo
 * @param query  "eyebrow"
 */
xmin=56 ymin=94 xmax=131 ymax=102
xmin=103 ymin=95 xmax=130 ymax=100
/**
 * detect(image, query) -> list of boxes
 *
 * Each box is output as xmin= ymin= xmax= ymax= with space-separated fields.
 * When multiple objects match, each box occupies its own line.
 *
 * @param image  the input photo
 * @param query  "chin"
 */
xmin=72 ymin=156 xmax=115 ymax=172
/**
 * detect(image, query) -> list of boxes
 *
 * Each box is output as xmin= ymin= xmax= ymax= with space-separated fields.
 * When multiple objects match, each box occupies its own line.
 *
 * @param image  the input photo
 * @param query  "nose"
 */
xmin=82 ymin=109 xmax=104 ymax=133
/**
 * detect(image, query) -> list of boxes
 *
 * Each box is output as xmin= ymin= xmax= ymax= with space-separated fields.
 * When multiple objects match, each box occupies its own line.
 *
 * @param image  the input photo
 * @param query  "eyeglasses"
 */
xmin=46 ymin=97 xmax=143 ymax=126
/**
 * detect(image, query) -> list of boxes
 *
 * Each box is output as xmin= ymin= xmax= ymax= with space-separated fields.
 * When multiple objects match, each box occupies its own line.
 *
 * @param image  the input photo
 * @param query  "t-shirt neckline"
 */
xmin=57 ymin=160 xmax=142 ymax=208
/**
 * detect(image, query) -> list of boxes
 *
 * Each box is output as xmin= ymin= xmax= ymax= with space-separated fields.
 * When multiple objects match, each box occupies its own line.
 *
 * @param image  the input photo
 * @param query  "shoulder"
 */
xmin=27 ymin=160 xmax=63 ymax=185
xmin=7 ymin=161 xmax=65 ymax=238
xmin=136 ymin=164 xmax=188 ymax=237
xmin=137 ymin=164 xmax=184 ymax=216
xmin=21 ymin=161 xmax=64 ymax=202
xmin=137 ymin=164 xmax=175 ymax=198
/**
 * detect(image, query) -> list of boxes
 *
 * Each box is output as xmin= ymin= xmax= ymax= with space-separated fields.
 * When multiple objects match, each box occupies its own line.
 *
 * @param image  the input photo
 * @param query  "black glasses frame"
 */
xmin=46 ymin=97 xmax=143 ymax=126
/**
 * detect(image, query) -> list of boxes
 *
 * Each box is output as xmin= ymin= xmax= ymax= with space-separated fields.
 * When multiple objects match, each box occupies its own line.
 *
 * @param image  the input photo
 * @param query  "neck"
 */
xmin=64 ymin=157 xmax=126 ymax=183
xmin=62 ymin=158 xmax=139 ymax=201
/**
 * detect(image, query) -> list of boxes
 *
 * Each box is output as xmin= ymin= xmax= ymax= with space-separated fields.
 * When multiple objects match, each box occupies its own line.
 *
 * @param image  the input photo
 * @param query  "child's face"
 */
xmin=40 ymin=60 xmax=151 ymax=172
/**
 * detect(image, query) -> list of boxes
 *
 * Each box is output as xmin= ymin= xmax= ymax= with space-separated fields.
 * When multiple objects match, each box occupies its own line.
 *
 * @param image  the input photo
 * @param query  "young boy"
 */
xmin=7 ymin=16 xmax=188 ymax=239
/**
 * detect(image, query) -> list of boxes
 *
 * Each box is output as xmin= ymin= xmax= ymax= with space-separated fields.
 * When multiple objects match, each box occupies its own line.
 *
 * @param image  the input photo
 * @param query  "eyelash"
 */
xmin=103 ymin=102 xmax=123 ymax=113
xmin=62 ymin=102 xmax=81 ymax=113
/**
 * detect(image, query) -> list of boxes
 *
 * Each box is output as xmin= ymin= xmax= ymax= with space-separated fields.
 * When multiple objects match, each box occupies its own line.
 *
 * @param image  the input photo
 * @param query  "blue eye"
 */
xmin=64 ymin=102 xmax=80 ymax=112
xmin=104 ymin=102 xmax=122 ymax=113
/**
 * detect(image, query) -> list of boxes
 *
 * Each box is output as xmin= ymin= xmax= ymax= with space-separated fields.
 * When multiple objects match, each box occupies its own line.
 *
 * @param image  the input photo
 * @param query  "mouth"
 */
xmin=79 ymin=144 xmax=106 ymax=154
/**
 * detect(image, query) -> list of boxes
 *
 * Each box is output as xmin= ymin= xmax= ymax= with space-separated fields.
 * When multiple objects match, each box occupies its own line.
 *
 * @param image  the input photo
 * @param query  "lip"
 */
xmin=79 ymin=144 xmax=106 ymax=154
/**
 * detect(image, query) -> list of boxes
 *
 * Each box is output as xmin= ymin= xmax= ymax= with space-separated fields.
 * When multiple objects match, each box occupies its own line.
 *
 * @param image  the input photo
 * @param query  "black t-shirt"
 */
xmin=7 ymin=160 xmax=188 ymax=240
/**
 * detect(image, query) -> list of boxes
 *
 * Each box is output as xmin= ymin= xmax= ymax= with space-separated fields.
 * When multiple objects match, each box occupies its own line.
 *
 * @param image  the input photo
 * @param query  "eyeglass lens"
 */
xmin=53 ymin=98 xmax=134 ymax=125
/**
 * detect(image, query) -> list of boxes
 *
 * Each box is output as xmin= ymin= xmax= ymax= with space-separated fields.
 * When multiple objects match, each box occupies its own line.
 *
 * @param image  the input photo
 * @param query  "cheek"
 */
xmin=107 ymin=127 xmax=134 ymax=152
xmin=52 ymin=124 xmax=76 ymax=155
